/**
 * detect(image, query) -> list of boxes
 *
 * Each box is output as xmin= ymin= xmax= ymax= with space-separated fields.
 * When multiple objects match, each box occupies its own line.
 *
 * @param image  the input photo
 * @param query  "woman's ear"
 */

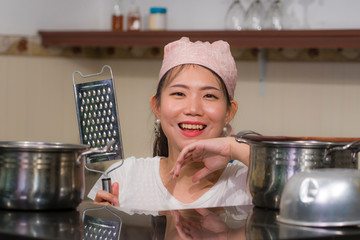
xmin=226 ymin=100 xmax=238 ymax=124
xmin=150 ymin=94 xmax=160 ymax=119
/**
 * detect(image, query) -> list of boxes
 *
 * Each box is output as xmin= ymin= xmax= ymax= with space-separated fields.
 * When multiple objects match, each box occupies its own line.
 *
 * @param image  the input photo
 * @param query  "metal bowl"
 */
xmin=277 ymin=168 xmax=360 ymax=227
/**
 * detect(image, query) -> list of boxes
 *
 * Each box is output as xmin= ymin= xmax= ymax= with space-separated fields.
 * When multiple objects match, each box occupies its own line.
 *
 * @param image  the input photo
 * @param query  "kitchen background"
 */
xmin=1 ymin=0 xmax=360 ymax=159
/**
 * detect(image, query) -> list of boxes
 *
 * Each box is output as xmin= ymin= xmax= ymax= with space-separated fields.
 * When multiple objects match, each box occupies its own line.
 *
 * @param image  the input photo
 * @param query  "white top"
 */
xmin=88 ymin=156 xmax=252 ymax=212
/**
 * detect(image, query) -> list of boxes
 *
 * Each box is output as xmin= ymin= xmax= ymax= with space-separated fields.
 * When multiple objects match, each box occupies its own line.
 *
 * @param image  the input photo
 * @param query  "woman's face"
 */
xmin=152 ymin=65 xmax=237 ymax=153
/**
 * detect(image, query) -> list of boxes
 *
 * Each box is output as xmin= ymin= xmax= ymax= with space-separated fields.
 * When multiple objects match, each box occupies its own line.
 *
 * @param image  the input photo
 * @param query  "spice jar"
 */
xmin=127 ymin=5 xmax=141 ymax=31
xmin=149 ymin=7 xmax=167 ymax=30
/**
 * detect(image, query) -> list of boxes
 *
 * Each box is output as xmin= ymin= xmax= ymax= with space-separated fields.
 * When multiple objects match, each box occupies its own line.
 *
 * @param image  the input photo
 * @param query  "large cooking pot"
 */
xmin=236 ymin=133 xmax=360 ymax=209
xmin=0 ymin=141 xmax=94 ymax=210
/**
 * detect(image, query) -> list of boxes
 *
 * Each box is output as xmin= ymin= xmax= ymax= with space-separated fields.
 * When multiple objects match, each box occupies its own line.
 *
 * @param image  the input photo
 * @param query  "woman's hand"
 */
xmin=171 ymin=208 xmax=228 ymax=240
xmin=170 ymin=138 xmax=232 ymax=183
xmin=93 ymin=182 xmax=120 ymax=206
xmin=170 ymin=137 xmax=249 ymax=182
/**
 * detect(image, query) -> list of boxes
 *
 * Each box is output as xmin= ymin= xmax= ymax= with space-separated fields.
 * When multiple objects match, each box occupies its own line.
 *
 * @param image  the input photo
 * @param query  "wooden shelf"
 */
xmin=38 ymin=30 xmax=360 ymax=49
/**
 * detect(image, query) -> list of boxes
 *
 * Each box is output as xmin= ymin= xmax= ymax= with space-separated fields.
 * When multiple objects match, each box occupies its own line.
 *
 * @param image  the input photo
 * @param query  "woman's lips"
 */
xmin=178 ymin=122 xmax=206 ymax=137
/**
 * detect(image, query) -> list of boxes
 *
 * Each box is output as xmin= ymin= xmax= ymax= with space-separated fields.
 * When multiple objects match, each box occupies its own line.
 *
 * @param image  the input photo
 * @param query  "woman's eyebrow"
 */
xmin=168 ymin=83 xmax=188 ymax=89
xmin=169 ymin=84 xmax=221 ymax=91
xmin=201 ymin=86 xmax=221 ymax=91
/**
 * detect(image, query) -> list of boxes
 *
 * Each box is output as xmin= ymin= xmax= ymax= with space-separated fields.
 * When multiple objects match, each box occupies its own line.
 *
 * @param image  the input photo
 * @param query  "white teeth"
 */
xmin=180 ymin=123 xmax=205 ymax=130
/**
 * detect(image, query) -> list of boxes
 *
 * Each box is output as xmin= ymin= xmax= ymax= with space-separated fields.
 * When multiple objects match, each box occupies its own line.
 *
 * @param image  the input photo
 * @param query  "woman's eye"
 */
xmin=170 ymin=92 xmax=185 ymax=97
xmin=204 ymin=94 xmax=218 ymax=99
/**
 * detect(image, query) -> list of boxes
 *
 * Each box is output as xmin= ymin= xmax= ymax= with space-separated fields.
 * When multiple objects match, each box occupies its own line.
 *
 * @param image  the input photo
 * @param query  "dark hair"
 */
xmin=152 ymin=64 xmax=231 ymax=157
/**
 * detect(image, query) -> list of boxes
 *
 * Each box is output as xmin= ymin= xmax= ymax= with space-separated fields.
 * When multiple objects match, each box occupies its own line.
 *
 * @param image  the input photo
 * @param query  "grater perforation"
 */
xmin=83 ymin=206 xmax=122 ymax=240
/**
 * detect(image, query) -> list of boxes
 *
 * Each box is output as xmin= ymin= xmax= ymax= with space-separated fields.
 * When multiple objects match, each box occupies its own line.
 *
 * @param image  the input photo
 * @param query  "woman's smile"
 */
xmin=179 ymin=121 xmax=207 ymax=137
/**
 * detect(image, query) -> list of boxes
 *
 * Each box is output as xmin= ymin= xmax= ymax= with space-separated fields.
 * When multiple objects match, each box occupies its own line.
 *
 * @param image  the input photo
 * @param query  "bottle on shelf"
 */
xmin=112 ymin=0 xmax=124 ymax=31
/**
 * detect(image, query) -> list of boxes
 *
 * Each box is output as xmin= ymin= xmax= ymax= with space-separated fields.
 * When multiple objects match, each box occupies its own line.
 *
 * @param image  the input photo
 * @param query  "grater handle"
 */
xmin=102 ymin=177 xmax=113 ymax=204
xmin=102 ymin=177 xmax=112 ymax=193
xmin=72 ymin=65 xmax=114 ymax=86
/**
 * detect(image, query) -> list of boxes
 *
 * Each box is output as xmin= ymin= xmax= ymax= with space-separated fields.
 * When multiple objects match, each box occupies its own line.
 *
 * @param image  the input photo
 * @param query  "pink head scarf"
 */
xmin=158 ymin=37 xmax=238 ymax=99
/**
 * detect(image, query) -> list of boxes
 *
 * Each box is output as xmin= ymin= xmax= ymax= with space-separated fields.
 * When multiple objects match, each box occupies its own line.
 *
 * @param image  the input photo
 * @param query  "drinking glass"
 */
xmin=244 ymin=0 xmax=264 ymax=30
xmin=224 ymin=0 xmax=245 ymax=30
xmin=263 ymin=0 xmax=283 ymax=30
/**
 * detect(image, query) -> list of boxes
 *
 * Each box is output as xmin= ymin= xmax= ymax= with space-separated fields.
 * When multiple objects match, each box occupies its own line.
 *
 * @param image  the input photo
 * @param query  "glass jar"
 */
xmin=149 ymin=7 xmax=167 ymax=30
xmin=127 ymin=5 xmax=141 ymax=31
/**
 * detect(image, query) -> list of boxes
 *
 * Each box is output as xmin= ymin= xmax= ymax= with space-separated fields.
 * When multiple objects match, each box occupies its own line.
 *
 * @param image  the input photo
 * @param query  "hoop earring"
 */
xmin=154 ymin=119 xmax=161 ymax=137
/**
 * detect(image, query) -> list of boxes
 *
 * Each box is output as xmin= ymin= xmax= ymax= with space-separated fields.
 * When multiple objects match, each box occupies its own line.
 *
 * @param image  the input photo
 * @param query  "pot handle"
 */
xmin=232 ymin=130 xmax=262 ymax=144
xmin=324 ymin=140 xmax=360 ymax=164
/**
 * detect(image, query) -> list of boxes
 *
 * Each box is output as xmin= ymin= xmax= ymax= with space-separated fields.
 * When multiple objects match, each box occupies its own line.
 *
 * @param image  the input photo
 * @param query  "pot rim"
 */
xmin=243 ymin=135 xmax=360 ymax=148
xmin=0 ymin=141 xmax=89 ymax=151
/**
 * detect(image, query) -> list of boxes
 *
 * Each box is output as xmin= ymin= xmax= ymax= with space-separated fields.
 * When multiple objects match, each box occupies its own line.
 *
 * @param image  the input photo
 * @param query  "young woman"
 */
xmin=88 ymin=37 xmax=251 ymax=210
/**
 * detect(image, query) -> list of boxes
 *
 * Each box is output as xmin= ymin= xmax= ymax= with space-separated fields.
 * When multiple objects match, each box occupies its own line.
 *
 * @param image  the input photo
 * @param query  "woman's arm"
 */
xmin=170 ymin=137 xmax=250 ymax=182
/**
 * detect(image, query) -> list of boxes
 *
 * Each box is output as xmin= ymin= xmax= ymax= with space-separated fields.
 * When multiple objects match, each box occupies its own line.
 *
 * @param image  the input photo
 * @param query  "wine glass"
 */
xmin=300 ymin=0 xmax=315 ymax=29
xmin=263 ymin=0 xmax=283 ymax=30
xmin=244 ymin=0 xmax=265 ymax=30
xmin=224 ymin=0 xmax=245 ymax=30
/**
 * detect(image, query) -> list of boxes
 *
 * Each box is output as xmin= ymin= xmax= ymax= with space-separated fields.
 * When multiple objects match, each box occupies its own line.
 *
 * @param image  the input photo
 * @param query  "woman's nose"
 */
xmin=184 ymin=96 xmax=203 ymax=116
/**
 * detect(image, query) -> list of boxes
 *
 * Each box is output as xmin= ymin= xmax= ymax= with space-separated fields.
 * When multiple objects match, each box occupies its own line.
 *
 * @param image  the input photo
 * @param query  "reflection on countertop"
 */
xmin=0 ymin=201 xmax=360 ymax=239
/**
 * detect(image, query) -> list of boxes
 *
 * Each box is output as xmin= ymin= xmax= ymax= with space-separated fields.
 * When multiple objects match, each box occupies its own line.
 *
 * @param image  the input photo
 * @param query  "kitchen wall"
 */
xmin=1 ymin=0 xmax=360 ymax=159
xmin=1 ymin=0 xmax=360 ymax=35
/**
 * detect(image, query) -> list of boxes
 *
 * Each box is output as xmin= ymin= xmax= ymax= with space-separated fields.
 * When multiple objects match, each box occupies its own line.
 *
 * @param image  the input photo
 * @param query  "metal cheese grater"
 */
xmin=73 ymin=65 xmax=124 ymax=163
xmin=83 ymin=206 xmax=122 ymax=240
xmin=73 ymin=65 xmax=124 ymax=195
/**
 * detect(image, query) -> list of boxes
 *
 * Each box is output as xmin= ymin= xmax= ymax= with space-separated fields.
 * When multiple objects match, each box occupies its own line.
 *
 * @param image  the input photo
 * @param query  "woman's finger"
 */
xmin=172 ymin=162 xmax=182 ymax=178
xmin=177 ymin=147 xmax=193 ymax=165
xmin=175 ymin=223 xmax=192 ymax=240
xmin=195 ymin=208 xmax=212 ymax=217
xmin=170 ymin=150 xmax=188 ymax=176
xmin=111 ymin=182 xmax=120 ymax=206
xmin=94 ymin=189 xmax=119 ymax=206
xmin=171 ymin=210 xmax=180 ymax=223
xmin=94 ymin=190 xmax=113 ymax=204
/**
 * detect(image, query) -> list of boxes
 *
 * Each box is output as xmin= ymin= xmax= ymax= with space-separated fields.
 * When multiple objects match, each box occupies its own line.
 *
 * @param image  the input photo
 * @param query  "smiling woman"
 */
xmin=88 ymin=37 xmax=252 ymax=211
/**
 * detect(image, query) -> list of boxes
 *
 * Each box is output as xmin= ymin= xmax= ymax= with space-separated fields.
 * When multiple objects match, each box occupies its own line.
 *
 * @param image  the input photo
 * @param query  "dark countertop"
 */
xmin=0 ymin=201 xmax=359 ymax=240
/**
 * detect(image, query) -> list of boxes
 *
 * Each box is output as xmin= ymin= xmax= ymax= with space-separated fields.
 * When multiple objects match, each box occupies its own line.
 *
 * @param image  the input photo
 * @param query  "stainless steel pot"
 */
xmin=236 ymin=134 xmax=360 ymax=209
xmin=0 ymin=141 xmax=89 ymax=210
